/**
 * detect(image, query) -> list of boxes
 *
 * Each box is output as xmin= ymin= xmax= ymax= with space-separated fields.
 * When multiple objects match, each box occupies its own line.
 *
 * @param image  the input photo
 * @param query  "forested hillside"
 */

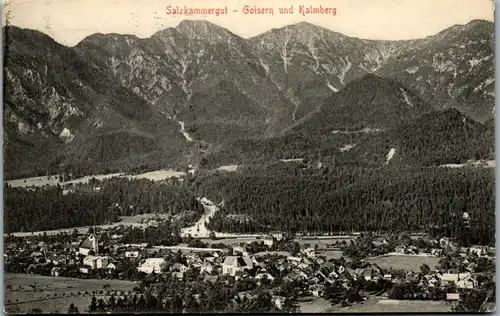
xmin=4 ymin=178 xmax=204 ymax=233
xmin=194 ymin=166 xmax=494 ymax=246
xmin=201 ymin=108 xmax=494 ymax=169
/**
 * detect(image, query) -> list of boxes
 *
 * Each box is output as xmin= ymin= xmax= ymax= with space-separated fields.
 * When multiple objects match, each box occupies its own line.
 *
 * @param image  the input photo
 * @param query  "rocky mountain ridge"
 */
xmin=3 ymin=19 xmax=495 ymax=178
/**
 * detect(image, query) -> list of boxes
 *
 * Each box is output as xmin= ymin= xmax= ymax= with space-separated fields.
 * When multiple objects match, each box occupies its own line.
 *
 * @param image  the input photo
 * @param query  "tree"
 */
xmin=420 ymin=264 xmax=431 ymax=276
xmin=88 ymin=296 xmax=97 ymax=312
xmin=209 ymin=231 xmax=216 ymax=240
xmin=68 ymin=302 xmax=79 ymax=314
xmin=452 ymin=290 xmax=490 ymax=312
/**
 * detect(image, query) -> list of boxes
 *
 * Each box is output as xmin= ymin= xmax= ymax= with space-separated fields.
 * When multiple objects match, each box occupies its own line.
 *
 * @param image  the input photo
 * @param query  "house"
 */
xmin=315 ymin=271 xmax=327 ymax=282
xmin=424 ymin=275 xmax=440 ymax=288
xmin=395 ymin=246 xmax=406 ymax=254
xmin=51 ymin=267 xmax=62 ymax=277
xmin=255 ymin=269 xmax=275 ymax=281
xmin=107 ymin=262 xmax=118 ymax=270
xmin=456 ymin=275 xmax=477 ymax=289
xmin=269 ymin=232 xmax=284 ymax=241
xmin=78 ymin=234 xmax=98 ymax=256
xmin=337 ymin=265 xmax=345 ymax=274
xmin=431 ymin=248 xmax=443 ymax=257
xmin=301 ymin=248 xmax=316 ymax=259
xmin=30 ymin=252 xmax=43 ymax=258
xmin=469 ymin=247 xmax=485 ymax=257
xmin=466 ymin=262 xmax=478 ymax=272
xmin=262 ymin=238 xmax=274 ymax=247
xmin=200 ymin=262 xmax=213 ymax=275
xmin=79 ymin=267 xmax=89 ymax=274
xmin=137 ymin=258 xmax=167 ymax=274
xmin=310 ymin=284 xmax=325 ymax=297
xmin=147 ymin=219 xmax=160 ymax=227
xmin=439 ymin=273 xmax=472 ymax=287
xmin=110 ymin=234 xmax=123 ymax=240
xmin=272 ymin=296 xmax=286 ymax=310
xmin=203 ymin=275 xmax=218 ymax=284
xmin=233 ymin=246 xmax=249 ymax=257
xmin=125 ymin=250 xmax=140 ymax=258
xmin=363 ymin=269 xmax=373 ymax=281
xmin=96 ymin=256 xmax=111 ymax=269
xmin=446 ymin=293 xmax=460 ymax=301
xmin=440 ymin=237 xmax=455 ymax=249
xmin=222 ymin=256 xmax=253 ymax=276
xmin=172 ymin=271 xmax=184 ymax=280
xmin=287 ymin=257 xmax=302 ymax=265
xmin=47 ymin=254 xmax=65 ymax=265
xmin=171 ymin=263 xmax=188 ymax=273
xmin=406 ymin=271 xmax=419 ymax=282
xmin=83 ymin=255 xmax=98 ymax=269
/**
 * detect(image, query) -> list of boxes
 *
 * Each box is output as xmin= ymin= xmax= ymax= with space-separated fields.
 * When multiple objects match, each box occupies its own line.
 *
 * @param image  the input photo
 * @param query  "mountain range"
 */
xmin=2 ymin=19 xmax=495 ymax=178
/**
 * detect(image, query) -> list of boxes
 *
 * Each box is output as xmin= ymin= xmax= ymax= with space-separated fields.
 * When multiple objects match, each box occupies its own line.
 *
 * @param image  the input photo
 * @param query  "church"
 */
xmin=78 ymin=233 xmax=98 ymax=256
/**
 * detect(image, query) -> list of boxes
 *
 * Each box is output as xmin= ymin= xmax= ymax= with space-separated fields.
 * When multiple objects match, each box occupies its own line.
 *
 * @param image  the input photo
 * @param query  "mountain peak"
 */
xmin=174 ymin=19 xmax=238 ymax=41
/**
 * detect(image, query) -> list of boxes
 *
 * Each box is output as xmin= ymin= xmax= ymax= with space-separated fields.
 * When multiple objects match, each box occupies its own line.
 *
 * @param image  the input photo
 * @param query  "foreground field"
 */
xmin=296 ymin=296 xmax=333 ymax=313
xmin=333 ymin=298 xmax=451 ymax=313
xmin=4 ymin=274 xmax=137 ymax=314
xmin=367 ymin=255 xmax=441 ymax=271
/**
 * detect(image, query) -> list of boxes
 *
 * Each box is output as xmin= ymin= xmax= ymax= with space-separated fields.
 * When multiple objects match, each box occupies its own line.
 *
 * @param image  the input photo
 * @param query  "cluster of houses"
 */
xmin=4 ymin=230 xmax=495 ymax=310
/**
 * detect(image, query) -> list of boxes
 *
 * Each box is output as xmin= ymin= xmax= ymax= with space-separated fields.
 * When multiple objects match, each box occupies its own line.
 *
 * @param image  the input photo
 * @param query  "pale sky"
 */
xmin=2 ymin=0 xmax=495 ymax=47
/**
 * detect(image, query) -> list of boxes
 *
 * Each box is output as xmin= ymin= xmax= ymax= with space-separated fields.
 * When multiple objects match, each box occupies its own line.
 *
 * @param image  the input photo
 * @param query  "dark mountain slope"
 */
xmin=285 ymin=74 xmax=433 ymax=136
xmin=3 ymin=26 xmax=189 ymax=179
xmin=336 ymin=109 xmax=494 ymax=168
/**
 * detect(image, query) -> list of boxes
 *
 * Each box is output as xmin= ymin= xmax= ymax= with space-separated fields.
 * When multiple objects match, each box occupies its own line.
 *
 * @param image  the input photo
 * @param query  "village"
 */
xmin=4 ymin=222 xmax=496 ymax=313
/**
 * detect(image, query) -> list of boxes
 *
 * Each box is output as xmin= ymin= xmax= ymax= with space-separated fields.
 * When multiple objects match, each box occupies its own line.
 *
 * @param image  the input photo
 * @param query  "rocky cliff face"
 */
xmin=376 ymin=20 xmax=495 ymax=122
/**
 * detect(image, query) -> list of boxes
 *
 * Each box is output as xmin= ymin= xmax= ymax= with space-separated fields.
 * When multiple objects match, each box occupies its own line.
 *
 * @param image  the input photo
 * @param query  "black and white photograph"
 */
xmin=2 ymin=0 xmax=496 ymax=313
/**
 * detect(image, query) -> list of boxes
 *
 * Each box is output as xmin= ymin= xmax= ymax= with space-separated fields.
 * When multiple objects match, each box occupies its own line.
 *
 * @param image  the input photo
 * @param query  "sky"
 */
xmin=2 ymin=0 xmax=495 ymax=46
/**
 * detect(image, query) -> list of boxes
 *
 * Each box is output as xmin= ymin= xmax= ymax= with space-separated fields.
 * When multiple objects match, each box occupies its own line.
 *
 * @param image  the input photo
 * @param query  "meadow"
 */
xmin=4 ymin=273 xmax=137 ymax=314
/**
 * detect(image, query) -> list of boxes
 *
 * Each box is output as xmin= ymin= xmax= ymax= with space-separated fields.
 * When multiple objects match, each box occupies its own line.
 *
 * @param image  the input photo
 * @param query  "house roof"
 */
xmin=204 ymin=275 xmax=218 ymax=283
xmin=223 ymin=256 xmax=251 ymax=267
xmin=440 ymin=273 xmax=471 ymax=282
xmin=142 ymin=258 xmax=166 ymax=267
xmin=80 ymin=234 xmax=97 ymax=250
xmin=172 ymin=263 xmax=187 ymax=269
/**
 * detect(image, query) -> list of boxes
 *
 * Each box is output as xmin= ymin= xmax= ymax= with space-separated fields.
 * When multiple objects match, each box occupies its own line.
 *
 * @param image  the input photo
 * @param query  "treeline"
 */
xmin=4 ymin=178 xmax=204 ymax=233
xmin=197 ymin=166 xmax=494 ymax=245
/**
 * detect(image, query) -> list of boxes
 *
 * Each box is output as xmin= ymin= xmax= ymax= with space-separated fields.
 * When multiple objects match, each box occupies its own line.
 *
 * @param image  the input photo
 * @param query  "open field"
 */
xmin=4 ymin=273 xmax=137 ymax=314
xmin=216 ymin=165 xmax=239 ymax=172
xmin=367 ymin=255 xmax=441 ymax=271
xmin=318 ymin=250 xmax=345 ymax=260
xmin=296 ymin=296 xmax=333 ymax=313
xmin=6 ymin=169 xmax=186 ymax=188
xmin=296 ymin=237 xmax=356 ymax=248
xmin=7 ymin=213 xmax=171 ymax=237
xmin=333 ymin=298 xmax=451 ymax=313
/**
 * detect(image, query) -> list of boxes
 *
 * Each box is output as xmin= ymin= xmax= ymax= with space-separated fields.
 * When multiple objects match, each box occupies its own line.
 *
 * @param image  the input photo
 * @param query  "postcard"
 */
xmin=2 ymin=0 xmax=495 ymax=313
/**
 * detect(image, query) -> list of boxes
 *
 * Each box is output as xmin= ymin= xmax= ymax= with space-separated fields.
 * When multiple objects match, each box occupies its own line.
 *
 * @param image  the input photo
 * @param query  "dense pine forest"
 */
xmin=196 ymin=165 xmax=495 ymax=246
xmin=4 ymin=178 xmax=204 ymax=233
